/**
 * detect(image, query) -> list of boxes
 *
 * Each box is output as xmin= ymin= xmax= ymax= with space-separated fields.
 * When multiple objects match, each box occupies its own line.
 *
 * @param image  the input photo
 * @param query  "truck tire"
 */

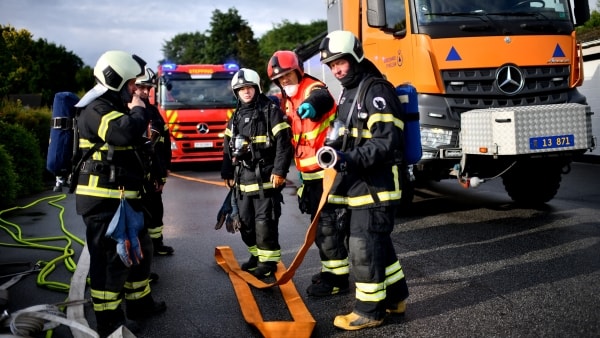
xmin=501 ymin=160 xmax=564 ymax=205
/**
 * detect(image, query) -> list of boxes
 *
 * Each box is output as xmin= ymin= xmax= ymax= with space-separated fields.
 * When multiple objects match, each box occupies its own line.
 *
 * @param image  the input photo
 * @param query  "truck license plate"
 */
xmin=194 ymin=142 xmax=213 ymax=148
xmin=529 ymin=134 xmax=574 ymax=150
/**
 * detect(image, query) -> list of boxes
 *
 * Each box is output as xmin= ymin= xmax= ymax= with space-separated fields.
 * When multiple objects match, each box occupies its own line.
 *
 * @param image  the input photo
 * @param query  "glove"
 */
xmin=270 ymin=174 xmax=286 ymax=188
xmin=333 ymin=150 xmax=347 ymax=172
xmin=298 ymin=102 xmax=316 ymax=119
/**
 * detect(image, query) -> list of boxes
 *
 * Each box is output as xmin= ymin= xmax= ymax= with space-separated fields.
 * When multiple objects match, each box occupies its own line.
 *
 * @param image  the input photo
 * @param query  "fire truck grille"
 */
xmin=441 ymin=65 xmax=570 ymax=113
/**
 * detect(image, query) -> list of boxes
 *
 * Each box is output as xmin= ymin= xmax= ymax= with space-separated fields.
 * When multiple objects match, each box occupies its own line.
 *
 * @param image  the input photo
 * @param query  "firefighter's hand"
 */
xmin=270 ymin=174 xmax=286 ymax=188
xmin=224 ymin=179 xmax=234 ymax=188
xmin=298 ymin=102 xmax=316 ymax=119
xmin=128 ymin=94 xmax=146 ymax=109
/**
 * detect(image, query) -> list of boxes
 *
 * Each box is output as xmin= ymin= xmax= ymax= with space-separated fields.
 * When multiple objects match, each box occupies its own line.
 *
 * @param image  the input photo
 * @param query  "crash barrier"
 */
xmin=214 ymin=168 xmax=337 ymax=338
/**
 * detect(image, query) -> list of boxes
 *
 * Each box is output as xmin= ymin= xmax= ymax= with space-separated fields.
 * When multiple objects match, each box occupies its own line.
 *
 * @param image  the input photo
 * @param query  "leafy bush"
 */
xmin=0 ymin=99 xmax=52 ymax=162
xmin=0 ymin=145 xmax=18 ymax=207
xmin=0 ymin=121 xmax=44 ymax=196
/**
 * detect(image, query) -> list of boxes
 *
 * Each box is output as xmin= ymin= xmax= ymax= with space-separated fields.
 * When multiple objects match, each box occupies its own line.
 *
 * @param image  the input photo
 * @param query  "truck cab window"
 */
xmin=383 ymin=0 xmax=406 ymax=32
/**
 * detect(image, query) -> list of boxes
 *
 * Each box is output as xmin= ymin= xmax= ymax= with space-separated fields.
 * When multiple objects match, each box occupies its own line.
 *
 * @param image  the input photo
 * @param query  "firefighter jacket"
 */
xmin=75 ymin=92 xmax=151 ymax=216
xmin=146 ymin=100 xmax=171 ymax=184
xmin=221 ymin=94 xmax=293 ymax=196
xmin=328 ymin=70 xmax=405 ymax=209
xmin=281 ymin=74 xmax=336 ymax=177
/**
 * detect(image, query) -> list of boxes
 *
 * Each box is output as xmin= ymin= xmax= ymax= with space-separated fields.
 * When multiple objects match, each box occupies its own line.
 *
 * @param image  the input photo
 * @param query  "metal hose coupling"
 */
xmin=316 ymin=146 xmax=339 ymax=169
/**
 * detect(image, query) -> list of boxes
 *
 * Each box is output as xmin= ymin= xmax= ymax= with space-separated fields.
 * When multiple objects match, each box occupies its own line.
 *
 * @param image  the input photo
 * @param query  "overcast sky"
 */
xmin=0 ymin=0 xmax=328 ymax=67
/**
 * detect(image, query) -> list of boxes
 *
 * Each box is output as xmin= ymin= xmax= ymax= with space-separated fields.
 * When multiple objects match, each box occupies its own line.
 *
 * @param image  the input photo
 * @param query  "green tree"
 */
xmin=259 ymin=20 xmax=327 ymax=63
xmin=204 ymin=8 xmax=259 ymax=67
xmin=0 ymin=25 xmax=86 ymax=105
xmin=162 ymin=32 xmax=207 ymax=64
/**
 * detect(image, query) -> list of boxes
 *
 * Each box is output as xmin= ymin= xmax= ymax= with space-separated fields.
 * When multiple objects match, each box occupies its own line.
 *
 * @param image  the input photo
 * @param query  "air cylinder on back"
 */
xmin=396 ymin=84 xmax=422 ymax=165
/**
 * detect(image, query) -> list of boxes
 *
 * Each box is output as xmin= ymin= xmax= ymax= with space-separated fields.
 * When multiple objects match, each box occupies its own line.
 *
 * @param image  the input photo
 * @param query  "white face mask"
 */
xmin=283 ymin=84 xmax=299 ymax=97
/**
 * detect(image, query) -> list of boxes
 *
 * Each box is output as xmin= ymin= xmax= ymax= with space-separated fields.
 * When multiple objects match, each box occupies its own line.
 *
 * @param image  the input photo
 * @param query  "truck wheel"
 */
xmin=501 ymin=160 xmax=564 ymax=205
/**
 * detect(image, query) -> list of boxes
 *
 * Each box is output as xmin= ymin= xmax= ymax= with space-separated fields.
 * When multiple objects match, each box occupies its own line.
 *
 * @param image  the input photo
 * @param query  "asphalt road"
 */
xmin=1 ymin=159 xmax=599 ymax=338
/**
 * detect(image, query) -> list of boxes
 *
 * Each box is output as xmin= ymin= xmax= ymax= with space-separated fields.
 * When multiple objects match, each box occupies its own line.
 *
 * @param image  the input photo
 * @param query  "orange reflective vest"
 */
xmin=282 ymin=77 xmax=337 ymax=174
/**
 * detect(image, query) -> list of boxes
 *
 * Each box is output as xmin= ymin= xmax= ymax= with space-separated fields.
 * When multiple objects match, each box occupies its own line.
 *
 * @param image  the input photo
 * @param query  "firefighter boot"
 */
xmin=95 ymin=309 xmax=140 ymax=338
xmin=307 ymin=272 xmax=349 ymax=297
xmin=251 ymin=261 xmax=277 ymax=279
xmin=126 ymin=295 xmax=167 ymax=321
xmin=333 ymin=312 xmax=384 ymax=331
xmin=153 ymin=236 xmax=174 ymax=256
xmin=241 ymin=255 xmax=258 ymax=272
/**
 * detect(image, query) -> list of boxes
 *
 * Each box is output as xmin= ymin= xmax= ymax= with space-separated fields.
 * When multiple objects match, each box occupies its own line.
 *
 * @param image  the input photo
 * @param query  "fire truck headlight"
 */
xmin=171 ymin=141 xmax=178 ymax=150
xmin=421 ymin=127 xmax=452 ymax=148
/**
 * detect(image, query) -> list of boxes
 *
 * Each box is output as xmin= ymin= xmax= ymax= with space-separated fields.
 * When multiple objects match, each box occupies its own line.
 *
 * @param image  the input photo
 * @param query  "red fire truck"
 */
xmin=153 ymin=63 xmax=239 ymax=163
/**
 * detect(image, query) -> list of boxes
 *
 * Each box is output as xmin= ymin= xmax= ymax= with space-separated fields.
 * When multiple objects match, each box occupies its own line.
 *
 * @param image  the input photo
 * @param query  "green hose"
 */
xmin=0 ymin=193 xmax=86 ymax=292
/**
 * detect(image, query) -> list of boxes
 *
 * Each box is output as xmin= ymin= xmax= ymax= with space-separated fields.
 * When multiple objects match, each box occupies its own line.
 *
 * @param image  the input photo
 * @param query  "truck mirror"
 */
xmin=366 ymin=0 xmax=386 ymax=28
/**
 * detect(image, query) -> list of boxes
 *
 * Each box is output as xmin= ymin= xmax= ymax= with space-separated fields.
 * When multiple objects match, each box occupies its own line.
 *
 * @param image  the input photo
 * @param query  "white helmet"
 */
xmin=136 ymin=67 xmax=156 ymax=87
xmin=94 ymin=50 xmax=146 ymax=92
xmin=319 ymin=30 xmax=364 ymax=65
xmin=231 ymin=68 xmax=262 ymax=94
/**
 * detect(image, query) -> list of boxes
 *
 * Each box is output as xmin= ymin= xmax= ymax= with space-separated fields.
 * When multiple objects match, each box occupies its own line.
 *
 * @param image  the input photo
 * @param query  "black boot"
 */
xmin=126 ymin=295 xmax=167 ymax=321
xmin=241 ymin=255 xmax=258 ymax=272
xmin=96 ymin=309 xmax=130 ymax=338
xmin=251 ymin=261 xmax=277 ymax=279
xmin=153 ymin=236 xmax=174 ymax=256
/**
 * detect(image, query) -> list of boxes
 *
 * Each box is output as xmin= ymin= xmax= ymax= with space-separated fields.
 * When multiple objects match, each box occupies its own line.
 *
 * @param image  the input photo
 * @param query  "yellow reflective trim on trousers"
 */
xmin=91 ymin=289 xmax=120 ymax=301
xmin=93 ymin=300 xmax=122 ymax=311
xmin=355 ymin=281 xmax=386 ymax=302
xmin=322 ymin=258 xmax=350 ymax=276
xmin=366 ymin=113 xmax=404 ymax=131
xmin=225 ymin=128 xmax=232 ymax=137
xmin=248 ymin=245 xmax=258 ymax=256
xmin=148 ymin=226 xmax=164 ymax=238
xmin=98 ymin=111 xmax=124 ymax=140
xmin=300 ymin=170 xmax=324 ymax=180
xmin=298 ymin=155 xmax=318 ymax=168
xmin=124 ymin=285 xmax=151 ymax=300
xmin=385 ymin=261 xmax=405 ymax=286
xmin=124 ymin=279 xmax=150 ymax=290
xmin=257 ymin=248 xmax=281 ymax=262
xmin=239 ymin=182 xmax=275 ymax=192
xmin=272 ymin=121 xmax=291 ymax=136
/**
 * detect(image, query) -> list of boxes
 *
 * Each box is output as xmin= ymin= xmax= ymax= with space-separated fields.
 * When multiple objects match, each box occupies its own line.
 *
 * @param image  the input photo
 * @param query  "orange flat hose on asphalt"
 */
xmin=214 ymin=168 xmax=337 ymax=338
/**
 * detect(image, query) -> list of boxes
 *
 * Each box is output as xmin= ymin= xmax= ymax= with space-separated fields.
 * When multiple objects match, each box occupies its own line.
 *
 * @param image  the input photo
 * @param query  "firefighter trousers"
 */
xmin=82 ymin=204 xmax=154 ymax=333
xmin=237 ymin=191 xmax=282 ymax=264
xmin=348 ymin=205 xmax=409 ymax=319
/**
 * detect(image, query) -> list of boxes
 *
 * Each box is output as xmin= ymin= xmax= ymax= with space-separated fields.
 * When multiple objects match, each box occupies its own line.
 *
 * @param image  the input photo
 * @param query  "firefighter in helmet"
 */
xmin=221 ymin=68 xmax=293 ymax=278
xmin=267 ymin=50 xmax=349 ymax=296
xmin=318 ymin=30 xmax=410 ymax=330
xmin=135 ymin=67 xmax=174 ymax=256
xmin=74 ymin=51 xmax=166 ymax=337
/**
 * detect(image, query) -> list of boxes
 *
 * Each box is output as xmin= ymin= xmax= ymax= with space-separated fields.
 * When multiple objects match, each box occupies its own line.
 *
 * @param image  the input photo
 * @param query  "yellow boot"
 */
xmin=386 ymin=299 xmax=407 ymax=315
xmin=333 ymin=312 xmax=384 ymax=331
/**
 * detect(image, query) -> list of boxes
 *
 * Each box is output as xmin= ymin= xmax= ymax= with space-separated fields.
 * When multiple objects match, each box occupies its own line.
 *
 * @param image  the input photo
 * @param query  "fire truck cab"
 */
xmin=154 ymin=63 xmax=239 ymax=163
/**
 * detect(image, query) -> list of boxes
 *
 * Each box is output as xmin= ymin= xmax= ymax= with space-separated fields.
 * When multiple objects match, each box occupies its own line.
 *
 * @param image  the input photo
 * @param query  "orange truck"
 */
xmin=153 ymin=63 xmax=239 ymax=163
xmin=309 ymin=0 xmax=596 ymax=204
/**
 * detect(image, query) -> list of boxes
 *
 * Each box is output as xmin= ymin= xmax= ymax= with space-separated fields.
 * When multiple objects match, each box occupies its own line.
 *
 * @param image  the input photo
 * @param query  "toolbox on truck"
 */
xmin=460 ymin=103 xmax=593 ymax=156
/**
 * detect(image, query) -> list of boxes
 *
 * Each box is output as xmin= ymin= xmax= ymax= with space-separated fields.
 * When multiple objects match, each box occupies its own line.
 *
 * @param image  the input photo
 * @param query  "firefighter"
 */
xmin=135 ymin=67 xmax=174 ymax=256
xmin=221 ymin=68 xmax=293 ymax=279
xmin=267 ymin=50 xmax=350 ymax=296
xmin=318 ymin=30 xmax=410 ymax=330
xmin=74 ymin=51 xmax=166 ymax=337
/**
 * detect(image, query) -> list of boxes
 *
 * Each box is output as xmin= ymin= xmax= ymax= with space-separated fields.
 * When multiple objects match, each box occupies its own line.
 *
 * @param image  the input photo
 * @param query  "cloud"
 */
xmin=0 ymin=0 xmax=327 ymax=66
